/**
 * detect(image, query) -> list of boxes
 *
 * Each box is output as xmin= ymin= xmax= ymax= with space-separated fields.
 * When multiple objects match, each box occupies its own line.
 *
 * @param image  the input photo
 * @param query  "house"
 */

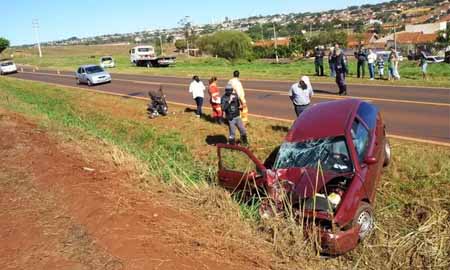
xmin=373 ymin=31 xmax=438 ymax=52
xmin=347 ymin=33 xmax=379 ymax=49
xmin=405 ymin=22 xmax=447 ymax=34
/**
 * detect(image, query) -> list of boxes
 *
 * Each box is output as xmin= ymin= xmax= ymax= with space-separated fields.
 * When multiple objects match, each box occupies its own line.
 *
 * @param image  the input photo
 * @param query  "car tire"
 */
xmin=352 ymin=202 xmax=374 ymax=241
xmin=87 ymin=80 xmax=93 ymax=87
xmin=383 ymin=139 xmax=391 ymax=167
xmin=76 ymin=78 xmax=81 ymax=85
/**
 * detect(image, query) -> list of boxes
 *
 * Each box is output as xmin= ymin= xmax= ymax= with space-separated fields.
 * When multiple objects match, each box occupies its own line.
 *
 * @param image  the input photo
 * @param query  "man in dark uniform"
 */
xmin=334 ymin=48 xmax=348 ymax=96
xmin=355 ymin=47 xmax=368 ymax=78
xmin=314 ymin=47 xmax=325 ymax=76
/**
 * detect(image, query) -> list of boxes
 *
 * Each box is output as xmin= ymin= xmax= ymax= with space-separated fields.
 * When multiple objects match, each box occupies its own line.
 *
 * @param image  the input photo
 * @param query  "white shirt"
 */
xmin=228 ymin=78 xmax=246 ymax=103
xmin=367 ymin=52 xmax=377 ymax=64
xmin=289 ymin=83 xmax=314 ymax=106
xmin=189 ymin=80 xmax=205 ymax=99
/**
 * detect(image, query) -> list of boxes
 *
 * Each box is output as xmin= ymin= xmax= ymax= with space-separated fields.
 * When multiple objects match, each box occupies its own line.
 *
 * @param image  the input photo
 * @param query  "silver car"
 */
xmin=75 ymin=65 xmax=111 ymax=86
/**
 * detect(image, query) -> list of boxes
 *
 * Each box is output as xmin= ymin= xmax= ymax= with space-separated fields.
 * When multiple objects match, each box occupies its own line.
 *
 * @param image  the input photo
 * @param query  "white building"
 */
xmin=405 ymin=22 xmax=447 ymax=34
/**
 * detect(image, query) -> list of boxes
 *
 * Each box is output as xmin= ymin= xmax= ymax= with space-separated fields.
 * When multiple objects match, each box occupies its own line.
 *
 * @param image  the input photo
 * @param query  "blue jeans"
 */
xmin=368 ymin=63 xmax=375 ymax=79
xmin=329 ymin=63 xmax=336 ymax=77
xmin=228 ymin=117 xmax=247 ymax=140
xmin=294 ymin=104 xmax=309 ymax=117
xmin=194 ymin=97 xmax=203 ymax=116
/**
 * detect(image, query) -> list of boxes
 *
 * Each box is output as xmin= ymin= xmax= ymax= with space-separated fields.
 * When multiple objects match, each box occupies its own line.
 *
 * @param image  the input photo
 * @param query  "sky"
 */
xmin=2 ymin=0 xmax=387 ymax=45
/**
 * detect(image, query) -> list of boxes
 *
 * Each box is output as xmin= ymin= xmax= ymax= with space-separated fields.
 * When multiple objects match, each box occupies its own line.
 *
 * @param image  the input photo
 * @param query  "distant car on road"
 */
xmin=75 ymin=65 xmax=111 ymax=86
xmin=425 ymin=55 xmax=445 ymax=63
xmin=376 ymin=50 xmax=404 ymax=62
xmin=216 ymin=99 xmax=390 ymax=255
xmin=100 ymin=56 xmax=115 ymax=68
xmin=0 ymin=60 xmax=18 ymax=75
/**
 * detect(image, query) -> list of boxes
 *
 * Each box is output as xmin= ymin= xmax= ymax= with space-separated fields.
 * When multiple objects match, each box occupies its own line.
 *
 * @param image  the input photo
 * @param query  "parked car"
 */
xmin=216 ymin=99 xmax=390 ymax=255
xmin=100 ymin=56 xmax=115 ymax=68
xmin=75 ymin=65 xmax=111 ymax=86
xmin=0 ymin=60 xmax=18 ymax=75
xmin=425 ymin=55 xmax=445 ymax=63
xmin=376 ymin=50 xmax=404 ymax=62
xmin=445 ymin=49 xmax=450 ymax=63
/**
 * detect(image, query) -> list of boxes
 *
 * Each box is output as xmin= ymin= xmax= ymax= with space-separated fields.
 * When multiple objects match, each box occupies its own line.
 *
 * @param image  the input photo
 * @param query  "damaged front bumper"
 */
xmin=319 ymin=225 xmax=360 ymax=255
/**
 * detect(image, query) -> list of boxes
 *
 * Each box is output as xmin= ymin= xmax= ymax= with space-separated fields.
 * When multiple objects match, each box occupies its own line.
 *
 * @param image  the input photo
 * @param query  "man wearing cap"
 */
xmin=221 ymin=84 xmax=248 ymax=145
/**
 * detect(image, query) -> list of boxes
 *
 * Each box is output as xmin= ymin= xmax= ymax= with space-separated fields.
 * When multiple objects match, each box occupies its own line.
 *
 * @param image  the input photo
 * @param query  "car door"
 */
xmin=217 ymin=144 xmax=266 ymax=191
xmin=80 ymin=68 xmax=87 ymax=83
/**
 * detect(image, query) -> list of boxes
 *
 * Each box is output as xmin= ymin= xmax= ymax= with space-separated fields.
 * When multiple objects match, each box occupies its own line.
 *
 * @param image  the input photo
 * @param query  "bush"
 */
xmin=198 ymin=31 xmax=253 ymax=60
xmin=0 ymin=37 xmax=10 ymax=54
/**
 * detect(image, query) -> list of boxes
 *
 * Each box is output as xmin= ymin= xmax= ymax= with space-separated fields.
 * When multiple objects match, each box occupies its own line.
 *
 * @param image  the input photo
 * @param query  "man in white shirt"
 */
xmin=367 ymin=49 xmax=377 ymax=80
xmin=189 ymin=75 xmax=206 ymax=117
xmin=228 ymin=70 xmax=248 ymax=124
xmin=288 ymin=76 xmax=314 ymax=117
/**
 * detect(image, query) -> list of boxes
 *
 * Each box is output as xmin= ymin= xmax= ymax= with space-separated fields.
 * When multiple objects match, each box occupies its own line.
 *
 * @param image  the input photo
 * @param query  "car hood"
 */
xmin=89 ymin=71 xmax=110 ymax=77
xmin=266 ymin=167 xmax=351 ymax=198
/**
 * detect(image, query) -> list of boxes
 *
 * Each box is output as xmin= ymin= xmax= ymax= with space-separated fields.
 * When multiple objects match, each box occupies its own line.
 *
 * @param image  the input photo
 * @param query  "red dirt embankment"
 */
xmin=0 ymin=110 xmax=269 ymax=270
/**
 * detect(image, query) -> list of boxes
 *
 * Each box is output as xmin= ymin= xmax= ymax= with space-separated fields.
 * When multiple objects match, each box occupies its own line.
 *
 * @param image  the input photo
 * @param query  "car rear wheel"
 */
xmin=353 ymin=202 xmax=374 ymax=241
xmin=383 ymin=139 xmax=391 ymax=167
xmin=76 ymin=78 xmax=81 ymax=85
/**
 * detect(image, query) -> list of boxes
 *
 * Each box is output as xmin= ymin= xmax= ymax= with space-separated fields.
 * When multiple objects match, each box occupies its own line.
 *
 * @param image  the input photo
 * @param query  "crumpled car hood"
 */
xmin=266 ymin=167 xmax=347 ymax=198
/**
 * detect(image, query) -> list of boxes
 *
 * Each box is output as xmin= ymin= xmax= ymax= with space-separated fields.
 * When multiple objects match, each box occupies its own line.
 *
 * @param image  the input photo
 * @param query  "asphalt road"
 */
xmin=6 ymin=66 xmax=450 ymax=145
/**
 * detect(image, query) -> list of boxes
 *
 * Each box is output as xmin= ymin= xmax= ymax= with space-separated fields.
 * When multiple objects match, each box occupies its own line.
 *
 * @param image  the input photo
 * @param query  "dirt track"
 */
xmin=0 ymin=109 xmax=269 ymax=270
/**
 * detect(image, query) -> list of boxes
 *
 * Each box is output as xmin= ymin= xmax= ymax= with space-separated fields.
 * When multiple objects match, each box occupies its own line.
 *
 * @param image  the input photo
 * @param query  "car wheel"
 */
xmin=76 ymin=78 xmax=81 ymax=85
xmin=353 ymin=202 xmax=374 ymax=241
xmin=383 ymin=139 xmax=391 ymax=167
xmin=87 ymin=80 xmax=93 ymax=87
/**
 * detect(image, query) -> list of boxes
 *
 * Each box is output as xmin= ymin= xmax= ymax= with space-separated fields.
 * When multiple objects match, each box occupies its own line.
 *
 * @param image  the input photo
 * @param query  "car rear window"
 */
xmin=101 ymin=57 xmax=112 ymax=61
xmin=1 ymin=62 xmax=13 ymax=66
xmin=138 ymin=48 xmax=151 ymax=52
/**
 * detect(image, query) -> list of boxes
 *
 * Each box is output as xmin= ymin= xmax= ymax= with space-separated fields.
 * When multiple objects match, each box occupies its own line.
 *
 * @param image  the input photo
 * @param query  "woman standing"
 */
xmin=208 ymin=77 xmax=223 ymax=124
xmin=189 ymin=75 xmax=205 ymax=117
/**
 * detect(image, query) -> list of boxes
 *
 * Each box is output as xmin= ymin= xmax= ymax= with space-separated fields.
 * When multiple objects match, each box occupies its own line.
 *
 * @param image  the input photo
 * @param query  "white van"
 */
xmin=0 ymin=60 xmax=17 ymax=75
xmin=129 ymin=45 xmax=157 ymax=66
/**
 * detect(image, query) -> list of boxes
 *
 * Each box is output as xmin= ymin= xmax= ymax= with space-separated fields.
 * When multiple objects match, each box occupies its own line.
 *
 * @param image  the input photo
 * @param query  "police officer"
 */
xmin=314 ymin=47 xmax=325 ymax=76
xmin=334 ymin=48 xmax=348 ymax=96
xmin=355 ymin=47 xmax=368 ymax=78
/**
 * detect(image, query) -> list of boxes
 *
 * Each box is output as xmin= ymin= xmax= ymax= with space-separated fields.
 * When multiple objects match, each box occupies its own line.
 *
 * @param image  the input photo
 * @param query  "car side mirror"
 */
xmin=364 ymin=156 xmax=377 ymax=165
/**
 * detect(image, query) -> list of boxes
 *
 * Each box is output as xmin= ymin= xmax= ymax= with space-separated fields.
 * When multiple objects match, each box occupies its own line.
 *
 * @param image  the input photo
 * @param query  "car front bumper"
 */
xmin=319 ymin=225 xmax=360 ymax=255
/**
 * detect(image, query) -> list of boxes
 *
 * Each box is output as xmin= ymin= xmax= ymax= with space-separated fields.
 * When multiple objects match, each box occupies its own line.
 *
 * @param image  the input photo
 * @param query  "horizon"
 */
xmin=2 ymin=0 xmax=388 ymax=46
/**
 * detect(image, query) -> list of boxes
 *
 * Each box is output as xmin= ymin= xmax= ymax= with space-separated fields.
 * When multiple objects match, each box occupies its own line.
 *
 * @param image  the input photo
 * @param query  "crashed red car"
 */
xmin=217 ymin=99 xmax=391 ymax=255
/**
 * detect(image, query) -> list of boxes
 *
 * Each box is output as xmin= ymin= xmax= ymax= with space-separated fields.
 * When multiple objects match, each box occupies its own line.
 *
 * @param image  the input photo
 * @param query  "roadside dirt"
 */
xmin=0 ymin=110 xmax=270 ymax=270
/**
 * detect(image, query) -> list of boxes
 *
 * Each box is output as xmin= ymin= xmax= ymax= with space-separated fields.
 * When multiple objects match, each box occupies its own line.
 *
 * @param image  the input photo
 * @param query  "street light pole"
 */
xmin=32 ymin=19 xmax=42 ymax=58
xmin=159 ymin=35 xmax=164 ymax=56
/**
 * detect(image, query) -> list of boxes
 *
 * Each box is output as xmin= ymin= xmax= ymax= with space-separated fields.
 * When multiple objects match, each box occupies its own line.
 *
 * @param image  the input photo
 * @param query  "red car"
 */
xmin=217 ymin=99 xmax=391 ymax=255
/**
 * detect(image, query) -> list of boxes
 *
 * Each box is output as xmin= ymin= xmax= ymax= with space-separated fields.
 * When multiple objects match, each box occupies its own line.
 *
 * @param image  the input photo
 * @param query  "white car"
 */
xmin=100 ymin=56 xmax=115 ymax=68
xmin=425 ymin=55 xmax=445 ymax=63
xmin=75 ymin=65 xmax=111 ymax=86
xmin=0 ymin=60 xmax=18 ymax=75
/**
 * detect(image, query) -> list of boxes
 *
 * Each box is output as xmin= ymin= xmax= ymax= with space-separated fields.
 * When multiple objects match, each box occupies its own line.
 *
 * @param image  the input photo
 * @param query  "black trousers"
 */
xmin=357 ymin=61 xmax=366 ymax=78
xmin=194 ymin=97 xmax=203 ymax=116
xmin=294 ymin=104 xmax=309 ymax=117
xmin=336 ymin=71 xmax=347 ymax=95
xmin=315 ymin=62 xmax=324 ymax=76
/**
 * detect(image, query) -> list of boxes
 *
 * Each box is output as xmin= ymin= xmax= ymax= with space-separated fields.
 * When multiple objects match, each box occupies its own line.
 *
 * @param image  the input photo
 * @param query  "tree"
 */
xmin=174 ymin=39 xmax=187 ymax=51
xmin=0 ymin=37 xmax=10 ymax=54
xmin=436 ymin=24 xmax=450 ymax=50
xmin=198 ymin=31 xmax=253 ymax=60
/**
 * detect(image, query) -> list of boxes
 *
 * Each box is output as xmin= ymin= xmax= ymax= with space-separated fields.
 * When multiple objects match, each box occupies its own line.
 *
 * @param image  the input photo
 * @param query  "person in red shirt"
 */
xmin=208 ymin=77 xmax=223 ymax=124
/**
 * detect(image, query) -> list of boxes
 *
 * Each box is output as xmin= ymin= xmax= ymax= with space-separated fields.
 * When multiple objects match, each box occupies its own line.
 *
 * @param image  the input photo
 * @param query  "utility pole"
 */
xmin=159 ymin=35 xmax=164 ymax=56
xmin=273 ymin=23 xmax=279 ymax=63
xmin=32 ymin=19 xmax=42 ymax=58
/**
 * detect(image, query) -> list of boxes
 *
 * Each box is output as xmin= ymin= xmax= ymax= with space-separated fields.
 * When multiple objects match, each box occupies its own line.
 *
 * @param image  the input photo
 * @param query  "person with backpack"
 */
xmin=221 ymin=84 xmax=248 ymax=145
xmin=228 ymin=70 xmax=249 ymax=124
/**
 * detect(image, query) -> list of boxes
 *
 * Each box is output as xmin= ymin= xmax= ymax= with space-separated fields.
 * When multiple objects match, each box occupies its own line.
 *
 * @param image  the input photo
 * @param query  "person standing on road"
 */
xmin=221 ymin=84 xmax=248 ymax=145
xmin=228 ymin=70 xmax=248 ymax=124
xmin=328 ymin=47 xmax=336 ymax=78
xmin=355 ymin=47 xmax=368 ymax=78
xmin=208 ymin=76 xmax=223 ymax=124
xmin=335 ymin=48 xmax=348 ymax=96
xmin=315 ymin=47 xmax=325 ymax=76
xmin=189 ymin=75 xmax=205 ymax=117
xmin=419 ymin=50 xmax=428 ymax=80
xmin=367 ymin=49 xmax=377 ymax=80
xmin=288 ymin=76 xmax=314 ymax=117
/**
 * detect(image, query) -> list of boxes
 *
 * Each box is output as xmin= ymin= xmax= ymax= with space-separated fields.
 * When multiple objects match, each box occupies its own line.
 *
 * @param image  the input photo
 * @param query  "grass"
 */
xmin=4 ymin=45 xmax=450 ymax=88
xmin=0 ymin=77 xmax=449 ymax=269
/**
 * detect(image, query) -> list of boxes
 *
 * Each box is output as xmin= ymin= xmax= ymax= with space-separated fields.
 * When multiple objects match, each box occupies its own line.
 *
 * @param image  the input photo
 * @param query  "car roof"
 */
xmin=285 ymin=99 xmax=361 ymax=142
xmin=79 ymin=64 xmax=100 ymax=68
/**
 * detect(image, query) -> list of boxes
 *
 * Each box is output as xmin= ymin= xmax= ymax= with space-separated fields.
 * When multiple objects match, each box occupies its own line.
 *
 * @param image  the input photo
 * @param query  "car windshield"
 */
xmin=85 ymin=66 xmax=104 ymax=74
xmin=138 ymin=48 xmax=151 ymax=52
xmin=101 ymin=57 xmax=112 ymax=62
xmin=1 ymin=61 xmax=13 ymax=66
xmin=273 ymin=137 xmax=353 ymax=173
